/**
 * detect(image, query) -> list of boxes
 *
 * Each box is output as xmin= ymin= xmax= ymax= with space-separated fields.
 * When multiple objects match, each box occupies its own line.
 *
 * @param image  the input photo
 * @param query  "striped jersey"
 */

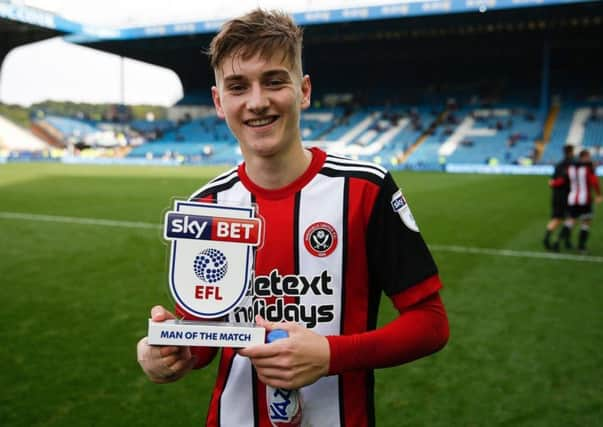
xmin=184 ymin=147 xmax=440 ymax=427
xmin=567 ymin=162 xmax=600 ymax=206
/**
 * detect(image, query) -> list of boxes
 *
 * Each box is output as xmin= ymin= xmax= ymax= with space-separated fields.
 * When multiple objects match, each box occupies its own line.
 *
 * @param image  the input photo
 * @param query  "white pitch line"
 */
xmin=430 ymin=244 xmax=603 ymax=263
xmin=0 ymin=211 xmax=161 ymax=230
xmin=1 ymin=211 xmax=602 ymax=264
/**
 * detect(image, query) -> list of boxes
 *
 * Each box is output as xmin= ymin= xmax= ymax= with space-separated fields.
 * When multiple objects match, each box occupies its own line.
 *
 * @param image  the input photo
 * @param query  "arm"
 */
xmin=237 ymin=287 xmax=448 ymax=389
xmin=327 ymin=289 xmax=448 ymax=374
xmin=588 ymin=169 xmax=602 ymax=203
xmin=331 ymin=173 xmax=449 ymax=372
xmin=549 ymin=177 xmax=566 ymax=188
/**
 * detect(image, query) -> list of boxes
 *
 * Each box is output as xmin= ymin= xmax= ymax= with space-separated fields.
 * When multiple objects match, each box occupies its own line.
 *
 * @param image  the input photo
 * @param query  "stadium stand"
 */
xmin=2 ymin=1 xmax=601 ymax=172
xmin=0 ymin=114 xmax=48 ymax=152
xmin=541 ymin=102 xmax=603 ymax=164
xmin=31 ymin=113 xmax=140 ymax=149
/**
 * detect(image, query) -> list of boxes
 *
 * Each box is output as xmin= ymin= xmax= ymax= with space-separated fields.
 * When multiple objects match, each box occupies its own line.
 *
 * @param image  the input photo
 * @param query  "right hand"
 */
xmin=136 ymin=305 xmax=197 ymax=383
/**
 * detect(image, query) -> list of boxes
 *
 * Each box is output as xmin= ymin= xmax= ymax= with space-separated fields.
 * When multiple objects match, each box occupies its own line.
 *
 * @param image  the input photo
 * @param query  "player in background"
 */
xmin=136 ymin=9 xmax=449 ymax=426
xmin=553 ymin=149 xmax=602 ymax=253
xmin=543 ymin=144 xmax=574 ymax=251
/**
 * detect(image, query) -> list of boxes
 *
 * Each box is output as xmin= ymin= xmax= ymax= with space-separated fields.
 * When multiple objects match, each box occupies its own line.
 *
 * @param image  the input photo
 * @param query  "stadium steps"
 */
xmin=30 ymin=121 xmax=65 ymax=148
xmin=0 ymin=114 xmax=49 ymax=151
xmin=398 ymin=109 xmax=447 ymax=164
xmin=534 ymin=104 xmax=559 ymax=162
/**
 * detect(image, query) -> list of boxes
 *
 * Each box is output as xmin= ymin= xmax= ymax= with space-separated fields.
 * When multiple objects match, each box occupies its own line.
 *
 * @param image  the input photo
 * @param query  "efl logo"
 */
xmin=304 ymin=222 xmax=337 ymax=257
xmin=165 ymin=213 xmax=261 ymax=245
xmin=193 ymin=248 xmax=228 ymax=284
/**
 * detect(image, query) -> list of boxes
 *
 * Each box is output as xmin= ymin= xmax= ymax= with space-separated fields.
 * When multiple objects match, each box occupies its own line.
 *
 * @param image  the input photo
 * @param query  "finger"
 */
xmin=250 ymin=357 xmax=288 ymax=370
xmin=147 ymin=344 xmax=178 ymax=362
xmin=257 ymin=373 xmax=294 ymax=390
xmin=254 ymin=315 xmax=276 ymax=331
xmin=169 ymin=355 xmax=198 ymax=374
xmin=256 ymin=367 xmax=295 ymax=382
xmin=163 ymin=346 xmax=193 ymax=366
xmin=158 ymin=345 xmax=182 ymax=357
xmin=151 ymin=305 xmax=177 ymax=322
xmin=161 ymin=353 xmax=183 ymax=368
xmin=238 ymin=343 xmax=281 ymax=359
xmin=136 ymin=337 xmax=151 ymax=362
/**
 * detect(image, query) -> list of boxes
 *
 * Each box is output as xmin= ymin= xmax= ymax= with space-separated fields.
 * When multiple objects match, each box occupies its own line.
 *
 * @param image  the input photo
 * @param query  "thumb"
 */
xmin=150 ymin=305 xmax=177 ymax=322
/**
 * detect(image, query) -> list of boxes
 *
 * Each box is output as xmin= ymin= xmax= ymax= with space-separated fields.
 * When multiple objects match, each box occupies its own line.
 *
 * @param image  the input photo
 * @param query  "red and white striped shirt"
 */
xmin=567 ymin=162 xmax=601 ymax=206
xmin=177 ymin=147 xmax=446 ymax=427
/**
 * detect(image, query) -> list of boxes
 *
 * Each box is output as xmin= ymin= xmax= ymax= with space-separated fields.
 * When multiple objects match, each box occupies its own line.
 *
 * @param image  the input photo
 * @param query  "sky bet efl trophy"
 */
xmin=148 ymin=200 xmax=265 ymax=347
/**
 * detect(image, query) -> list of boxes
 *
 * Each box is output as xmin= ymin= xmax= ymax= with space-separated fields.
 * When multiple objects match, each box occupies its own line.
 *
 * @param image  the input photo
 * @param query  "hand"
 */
xmin=136 ymin=305 xmax=197 ymax=383
xmin=595 ymin=195 xmax=603 ymax=204
xmin=238 ymin=315 xmax=330 ymax=389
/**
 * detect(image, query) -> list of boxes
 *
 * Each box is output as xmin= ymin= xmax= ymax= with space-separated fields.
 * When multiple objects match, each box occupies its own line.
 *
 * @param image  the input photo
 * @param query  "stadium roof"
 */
xmin=0 ymin=2 xmax=118 ymax=70
xmin=0 ymin=3 xmax=63 ymax=68
xmin=70 ymin=0 xmax=602 ymax=97
xmin=2 ymin=0 xmax=601 ymax=104
xmin=66 ymin=0 xmax=597 ymax=42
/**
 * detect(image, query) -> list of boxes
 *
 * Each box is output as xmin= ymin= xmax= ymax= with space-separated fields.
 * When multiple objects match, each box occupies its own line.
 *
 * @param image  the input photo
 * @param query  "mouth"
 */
xmin=244 ymin=116 xmax=279 ymax=128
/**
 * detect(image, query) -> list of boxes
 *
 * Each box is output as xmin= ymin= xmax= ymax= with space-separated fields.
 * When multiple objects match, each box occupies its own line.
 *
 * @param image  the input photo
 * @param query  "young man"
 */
xmin=137 ymin=9 xmax=449 ymax=426
xmin=554 ymin=149 xmax=602 ymax=253
xmin=543 ymin=144 xmax=573 ymax=251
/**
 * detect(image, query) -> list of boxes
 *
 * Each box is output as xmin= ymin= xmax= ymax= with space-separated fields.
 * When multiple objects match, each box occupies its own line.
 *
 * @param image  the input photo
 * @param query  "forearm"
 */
xmin=326 ymin=293 xmax=449 ymax=374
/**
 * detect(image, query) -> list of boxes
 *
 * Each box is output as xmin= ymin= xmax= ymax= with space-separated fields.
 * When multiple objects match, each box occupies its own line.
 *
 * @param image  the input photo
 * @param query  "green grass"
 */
xmin=1 ymin=163 xmax=602 ymax=426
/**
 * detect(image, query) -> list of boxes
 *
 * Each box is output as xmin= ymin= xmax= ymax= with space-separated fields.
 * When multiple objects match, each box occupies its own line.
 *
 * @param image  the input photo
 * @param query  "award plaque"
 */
xmin=148 ymin=200 xmax=265 ymax=347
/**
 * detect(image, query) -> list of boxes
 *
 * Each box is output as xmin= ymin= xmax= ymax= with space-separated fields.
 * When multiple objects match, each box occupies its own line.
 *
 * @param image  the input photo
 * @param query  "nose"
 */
xmin=246 ymin=83 xmax=269 ymax=114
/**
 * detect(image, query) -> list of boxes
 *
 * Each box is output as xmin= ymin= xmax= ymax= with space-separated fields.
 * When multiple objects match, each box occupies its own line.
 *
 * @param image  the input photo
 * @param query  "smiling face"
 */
xmin=211 ymin=51 xmax=311 ymax=161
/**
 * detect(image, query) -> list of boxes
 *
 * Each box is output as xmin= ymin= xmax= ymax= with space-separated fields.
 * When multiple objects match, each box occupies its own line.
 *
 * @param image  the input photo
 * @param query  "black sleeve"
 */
xmin=366 ymin=172 xmax=438 ymax=297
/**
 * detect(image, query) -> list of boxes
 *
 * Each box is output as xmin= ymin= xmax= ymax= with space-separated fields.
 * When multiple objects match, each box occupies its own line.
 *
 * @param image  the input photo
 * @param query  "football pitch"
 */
xmin=1 ymin=162 xmax=601 ymax=427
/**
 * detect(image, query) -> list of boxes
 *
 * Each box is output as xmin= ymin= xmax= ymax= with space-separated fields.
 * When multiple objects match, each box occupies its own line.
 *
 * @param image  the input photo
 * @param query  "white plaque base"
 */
xmin=148 ymin=319 xmax=265 ymax=347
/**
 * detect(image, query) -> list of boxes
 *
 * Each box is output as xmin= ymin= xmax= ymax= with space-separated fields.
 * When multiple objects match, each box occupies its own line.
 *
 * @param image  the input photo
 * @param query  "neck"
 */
xmin=244 ymin=146 xmax=312 ymax=190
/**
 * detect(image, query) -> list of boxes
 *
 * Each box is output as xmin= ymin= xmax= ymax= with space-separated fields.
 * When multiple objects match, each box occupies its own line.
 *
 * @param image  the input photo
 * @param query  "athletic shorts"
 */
xmin=568 ymin=204 xmax=593 ymax=220
xmin=551 ymin=202 xmax=568 ymax=219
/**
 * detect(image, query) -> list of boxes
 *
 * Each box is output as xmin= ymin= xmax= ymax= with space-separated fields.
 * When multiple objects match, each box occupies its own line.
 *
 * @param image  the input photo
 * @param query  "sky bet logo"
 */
xmin=391 ymin=190 xmax=407 ymax=212
xmin=165 ymin=212 xmax=262 ymax=245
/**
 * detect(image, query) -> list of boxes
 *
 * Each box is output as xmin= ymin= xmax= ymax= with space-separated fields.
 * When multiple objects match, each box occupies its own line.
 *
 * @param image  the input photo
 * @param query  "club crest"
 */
xmin=304 ymin=222 xmax=338 ymax=257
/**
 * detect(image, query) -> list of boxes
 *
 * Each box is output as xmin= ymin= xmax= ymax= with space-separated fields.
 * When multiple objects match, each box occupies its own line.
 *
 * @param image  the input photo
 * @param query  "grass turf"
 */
xmin=0 ymin=163 xmax=601 ymax=426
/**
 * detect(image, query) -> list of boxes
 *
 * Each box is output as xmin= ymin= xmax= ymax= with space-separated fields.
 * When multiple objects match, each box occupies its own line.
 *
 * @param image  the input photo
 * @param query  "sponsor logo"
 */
xmin=165 ymin=212 xmax=261 ymax=245
xmin=268 ymin=388 xmax=302 ymax=426
xmin=391 ymin=191 xmax=407 ymax=211
xmin=232 ymin=270 xmax=335 ymax=328
xmin=391 ymin=189 xmax=419 ymax=232
xmin=304 ymin=222 xmax=338 ymax=257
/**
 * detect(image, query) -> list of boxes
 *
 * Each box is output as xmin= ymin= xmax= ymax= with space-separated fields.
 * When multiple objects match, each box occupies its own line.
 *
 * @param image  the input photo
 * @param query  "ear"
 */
xmin=211 ymin=86 xmax=225 ymax=119
xmin=300 ymin=74 xmax=312 ymax=110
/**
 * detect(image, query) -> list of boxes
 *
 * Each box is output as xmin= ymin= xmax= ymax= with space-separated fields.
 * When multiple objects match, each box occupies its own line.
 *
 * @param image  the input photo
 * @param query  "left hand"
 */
xmin=237 ymin=315 xmax=330 ymax=389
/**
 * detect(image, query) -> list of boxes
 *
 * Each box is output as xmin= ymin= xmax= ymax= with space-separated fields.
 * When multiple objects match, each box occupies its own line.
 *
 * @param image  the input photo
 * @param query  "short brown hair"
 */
xmin=207 ymin=9 xmax=303 ymax=76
